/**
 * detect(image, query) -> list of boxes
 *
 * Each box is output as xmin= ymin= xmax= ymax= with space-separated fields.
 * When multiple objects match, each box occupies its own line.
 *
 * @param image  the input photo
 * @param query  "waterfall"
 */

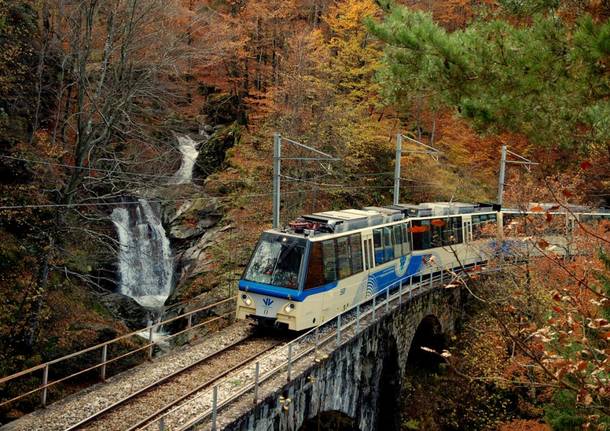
xmin=111 ymin=199 xmax=174 ymax=308
xmin=173 ymin=135 xmax=200 ymax=184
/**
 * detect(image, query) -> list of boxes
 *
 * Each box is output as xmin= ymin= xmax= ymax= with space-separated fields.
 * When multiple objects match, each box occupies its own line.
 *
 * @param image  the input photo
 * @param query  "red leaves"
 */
xmin=545 ymin=212 xmax=553 ymax=223
xmin=580 ymin=160 xmax=592 ymax=170
xmin=531 ymin=205 xmax=544 ymax=212
xmin=537 ymin=239 xmax=550 ymax=249
xmin=562 ymin=189 xmax=573 ymax=198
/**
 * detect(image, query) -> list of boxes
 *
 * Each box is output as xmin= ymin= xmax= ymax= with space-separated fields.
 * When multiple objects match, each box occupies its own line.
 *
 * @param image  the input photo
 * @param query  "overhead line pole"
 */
xmin=273 ymin=133 xmax=281 ymax=229
xmin=393 ymin=133 xmax=402 ymax=205
xmin=496 ymin=145 xmax=537 ymax=207
xmin=497 ymin=145 xmax=507 ymax=206
xmin=272 ymin=132 xmax=339 ymax=229
xmin=393 ymin=133 xmax=441 ymax=206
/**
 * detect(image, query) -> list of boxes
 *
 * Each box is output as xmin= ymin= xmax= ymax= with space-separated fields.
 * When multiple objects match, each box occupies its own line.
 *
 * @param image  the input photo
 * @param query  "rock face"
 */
xmin=193 ymin=122 xmax=241 ymax=180
xmin=98 ymin=293 xmax=150 ymax=329
xmin=165 ymin=198 xmax=222 ymax=240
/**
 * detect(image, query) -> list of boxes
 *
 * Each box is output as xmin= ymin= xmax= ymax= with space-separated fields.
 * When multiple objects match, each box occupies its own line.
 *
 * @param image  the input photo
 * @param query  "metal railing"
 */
xmin=0 ymin=294 xmax=237 ymax=411
xmin=145 ymin=269 xmax=456 ymax=431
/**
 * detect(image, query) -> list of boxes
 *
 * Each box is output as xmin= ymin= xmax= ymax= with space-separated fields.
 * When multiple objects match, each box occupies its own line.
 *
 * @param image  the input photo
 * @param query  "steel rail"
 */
xmin=123 ymin=340 xmax=284 ymax=431
xmin=63 ymin=332 xmax=280 ymax=431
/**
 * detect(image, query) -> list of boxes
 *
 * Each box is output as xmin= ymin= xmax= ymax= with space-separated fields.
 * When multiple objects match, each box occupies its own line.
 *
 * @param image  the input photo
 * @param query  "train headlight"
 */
xmin=241 ymin=294 xmax=253 ymax=306
xmin=284 ymin=303 xmax=295 ymax=313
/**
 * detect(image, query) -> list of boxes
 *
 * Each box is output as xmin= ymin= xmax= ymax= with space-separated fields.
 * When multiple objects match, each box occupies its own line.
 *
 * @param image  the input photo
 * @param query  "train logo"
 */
xmin=262 ymin=297 xmax=274 ymax=307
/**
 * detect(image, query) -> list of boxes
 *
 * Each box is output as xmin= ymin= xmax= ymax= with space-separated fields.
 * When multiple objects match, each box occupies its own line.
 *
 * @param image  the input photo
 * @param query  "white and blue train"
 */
xmin=236 ymin=202 xmax=609 ymax=331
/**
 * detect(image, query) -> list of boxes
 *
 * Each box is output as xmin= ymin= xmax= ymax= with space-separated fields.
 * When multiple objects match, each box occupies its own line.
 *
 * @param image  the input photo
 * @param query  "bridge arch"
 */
xmin=406 ymin=314 xmax=445 ymax=370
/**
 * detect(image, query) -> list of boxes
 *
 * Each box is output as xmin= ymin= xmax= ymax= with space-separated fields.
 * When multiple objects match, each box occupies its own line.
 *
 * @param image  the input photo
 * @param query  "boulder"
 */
xmin=166 ymin=197 xmax=221 ymax=240
xmin=98 ymin=293 xmax=150 ymax=329
xmin=193 ymin=122 xmax=241 ymax=180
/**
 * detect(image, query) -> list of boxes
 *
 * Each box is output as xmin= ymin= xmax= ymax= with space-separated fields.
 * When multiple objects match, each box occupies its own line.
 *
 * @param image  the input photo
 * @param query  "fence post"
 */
xmin=148 ymin=321 xmax=154 ymax=360
xmin=41 ymin=364 xmax=49 ymax=407
xmin=287 ymin=344 xmax=292 ymax=382
xmin=336 ymin=314 xmax=342 ymax=347
xmin=254 ymin=361 xmax=260 ymax=403
xmin=211 ymin=385 xmax=218 ymax=431
xmin=399 ymin=280 xmax=403 ymax=306
xmin=385 ymin=287 xmax=389 ymax=312
xmin=187 ymin=313 xmax=193 ymax=329
xmin=356 ymin=304 xmax=361 ymax=332
xmin=410 ymin=277 xmax=413 ymax=299
xmin=372 ymin=296 xmax=376 ymax=320
xmin=314 ymin=326 xmax=319 ymax=357
xmin=100 ymin=344 xmax=108 ymax=382
xmin=158 ymin=416 xmax=165 ymax=431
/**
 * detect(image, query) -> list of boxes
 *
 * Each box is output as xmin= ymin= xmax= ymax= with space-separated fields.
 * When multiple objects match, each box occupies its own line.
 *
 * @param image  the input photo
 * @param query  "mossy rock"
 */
xmin=193 ymin=123 xmax=242 ymax=180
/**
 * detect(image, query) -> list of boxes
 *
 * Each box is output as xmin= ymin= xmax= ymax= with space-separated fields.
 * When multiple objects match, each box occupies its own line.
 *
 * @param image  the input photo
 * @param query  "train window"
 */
xmin=393 ymin=225 xmax=403 ymax=257
xmin=305 ymin=242 xmax=325 ymax=289
xmin=373 ymin=229 xmax=384 ymax=265
xmin=473 ymin=213 xmax=498 ymax=239
xmin=322 ymin=240 xmax=337 ymax=283
xmin=336 ymin=236 xmax=352 ymax=279
xmin=410 ymin=220 xmax=431 ymax=250
xmin=383 ymin=227 xmax=394 ymax=262
xmin=431 ymin=218 xmax=444 ymax=247
xmin=350 ymin=234 xmax=364 ymax=274
xmin=244 ymin=233 xmax=305 ymax=289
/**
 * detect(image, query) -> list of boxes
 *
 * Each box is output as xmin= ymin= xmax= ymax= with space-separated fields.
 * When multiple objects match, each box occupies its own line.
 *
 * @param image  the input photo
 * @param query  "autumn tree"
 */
xmin=367 ymin=2 xmax=610 ymax=155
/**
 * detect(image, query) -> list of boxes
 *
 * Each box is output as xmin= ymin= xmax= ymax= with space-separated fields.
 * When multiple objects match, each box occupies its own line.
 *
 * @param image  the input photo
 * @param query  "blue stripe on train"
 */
xmin=239 ymin=254 xmax=429 ymax=301
xmin=368 ymin=254 xmax=426 ymax=294
xmin=239 ymin=279 xmax=338 ymax=301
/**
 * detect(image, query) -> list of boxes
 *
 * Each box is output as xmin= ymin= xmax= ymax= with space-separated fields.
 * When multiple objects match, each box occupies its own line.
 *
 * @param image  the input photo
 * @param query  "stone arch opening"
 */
xmin=299 ymin=410 xmax=359 ymax=431
xmin=407 ymin=314 xmax=445 ymax=370
xmin=375 ymin=338 xmax=401 ymax=431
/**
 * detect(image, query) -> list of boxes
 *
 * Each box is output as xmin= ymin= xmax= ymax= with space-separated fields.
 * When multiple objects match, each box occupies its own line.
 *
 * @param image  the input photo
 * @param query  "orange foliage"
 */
xmin=498 ymin=419 xmax=551 ymax=431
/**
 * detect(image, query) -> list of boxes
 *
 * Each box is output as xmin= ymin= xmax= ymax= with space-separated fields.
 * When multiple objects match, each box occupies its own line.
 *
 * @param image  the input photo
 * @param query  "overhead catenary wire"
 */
xmin=1 ymin=155 xmax=419 ymax=187
xmin=0 ymin=182 xmax=422 ymax=211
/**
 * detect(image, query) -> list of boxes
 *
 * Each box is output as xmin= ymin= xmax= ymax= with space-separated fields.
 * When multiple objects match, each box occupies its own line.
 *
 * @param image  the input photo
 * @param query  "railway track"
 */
xmin=66 ymin=334 xmax=285 ymax=431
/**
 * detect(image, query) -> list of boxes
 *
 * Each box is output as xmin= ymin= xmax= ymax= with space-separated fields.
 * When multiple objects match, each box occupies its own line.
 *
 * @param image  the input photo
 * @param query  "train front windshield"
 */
xmin=244 ymin=233 xmax=306 ymax=289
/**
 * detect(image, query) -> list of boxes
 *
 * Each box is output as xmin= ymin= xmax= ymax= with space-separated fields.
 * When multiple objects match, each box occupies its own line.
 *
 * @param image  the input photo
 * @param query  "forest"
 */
xmin=0 ymin=0 xmax=609 ymax=429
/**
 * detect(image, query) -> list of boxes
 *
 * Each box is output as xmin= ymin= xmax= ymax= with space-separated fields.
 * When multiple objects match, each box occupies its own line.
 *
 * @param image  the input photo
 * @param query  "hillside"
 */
xmin=0 ymin=0 xmax=608 ymax=428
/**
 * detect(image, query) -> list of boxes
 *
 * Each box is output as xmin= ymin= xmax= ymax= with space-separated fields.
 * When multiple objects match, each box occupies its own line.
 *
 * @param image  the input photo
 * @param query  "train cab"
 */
xmin=237 ymin=232 xmax=308 ymax=330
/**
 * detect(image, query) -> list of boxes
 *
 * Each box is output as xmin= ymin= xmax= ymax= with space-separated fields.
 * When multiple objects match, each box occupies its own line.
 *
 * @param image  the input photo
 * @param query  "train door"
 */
xmin=362 ymin=233 xmax=374 ymax=271
xmin=359 ymin=232 xmax=374 ymax=304
xmin=463 ymin=218 xmax=473 ymax=243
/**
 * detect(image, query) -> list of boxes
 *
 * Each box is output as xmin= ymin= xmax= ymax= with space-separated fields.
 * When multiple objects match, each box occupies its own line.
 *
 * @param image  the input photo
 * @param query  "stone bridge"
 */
xmin=219 ymin=286 xmax=465 ymax=431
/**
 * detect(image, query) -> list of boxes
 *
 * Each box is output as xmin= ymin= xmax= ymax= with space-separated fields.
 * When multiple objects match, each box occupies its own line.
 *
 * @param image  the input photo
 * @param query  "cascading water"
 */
xmin=173 ymin=135 xmax=200 ymax=184
xmin=111 ymin=199 xmax=174 ymax=309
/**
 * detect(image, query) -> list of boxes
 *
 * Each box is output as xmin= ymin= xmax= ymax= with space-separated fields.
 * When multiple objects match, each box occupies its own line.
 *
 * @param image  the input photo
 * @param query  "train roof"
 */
xmin=278 ymin=202 xmax=499 ymax=238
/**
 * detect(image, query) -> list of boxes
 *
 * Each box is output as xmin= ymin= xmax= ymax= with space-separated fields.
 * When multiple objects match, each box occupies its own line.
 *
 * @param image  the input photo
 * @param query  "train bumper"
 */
xmin=276 ymin=313 xmax=297 ymax=330
xmin=236 ymin=305 xmax=256 ymax=321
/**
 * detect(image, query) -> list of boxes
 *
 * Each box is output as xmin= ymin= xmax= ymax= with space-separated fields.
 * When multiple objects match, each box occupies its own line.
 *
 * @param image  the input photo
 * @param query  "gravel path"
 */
xmin=1 ymin=321 xmax=253 ymax=431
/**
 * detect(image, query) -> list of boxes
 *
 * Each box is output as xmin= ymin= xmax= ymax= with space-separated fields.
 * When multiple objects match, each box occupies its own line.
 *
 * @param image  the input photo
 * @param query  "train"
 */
xmin=236 ymin=202 xmax=609 ymax=331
